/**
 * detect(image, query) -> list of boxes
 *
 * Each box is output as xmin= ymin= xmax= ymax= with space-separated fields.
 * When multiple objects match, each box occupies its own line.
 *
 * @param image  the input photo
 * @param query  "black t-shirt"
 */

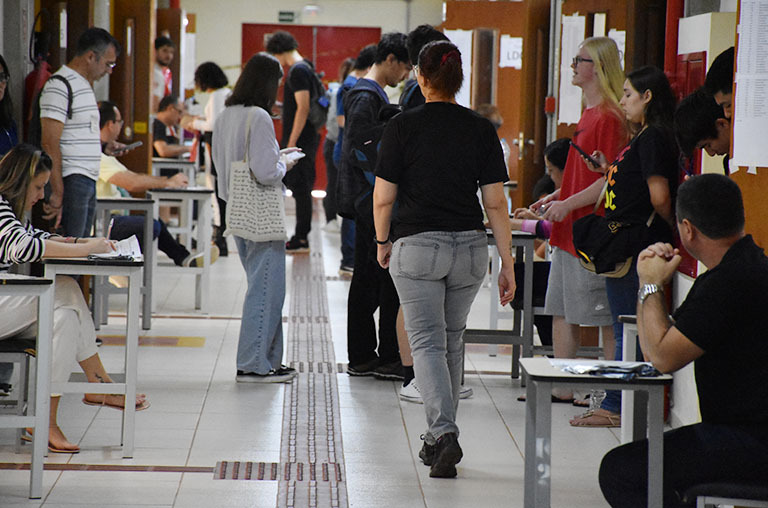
xmin=375 ymin=102 xmax=508 ymax=239
xmin=605 ymin=125 xmax=678 ymax=243
xmin=152 ymin=118 xmax=177 ymax=157
xmin=282 ymin=60 xmax=317 ymax=149
xmin=672 ymin=235 xmax=768 ymax=425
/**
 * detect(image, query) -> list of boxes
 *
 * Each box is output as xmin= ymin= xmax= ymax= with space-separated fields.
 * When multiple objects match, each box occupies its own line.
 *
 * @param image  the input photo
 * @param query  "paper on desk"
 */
xmin=89 ymin=235 xmax=142 ymax=259
xmin=549 ymin=358 xmax=650 ymax=374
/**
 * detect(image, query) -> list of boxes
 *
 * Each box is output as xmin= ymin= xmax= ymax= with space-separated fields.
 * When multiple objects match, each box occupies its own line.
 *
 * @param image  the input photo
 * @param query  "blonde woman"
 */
xmin=531 ymin=37 xmax=629 ymax=405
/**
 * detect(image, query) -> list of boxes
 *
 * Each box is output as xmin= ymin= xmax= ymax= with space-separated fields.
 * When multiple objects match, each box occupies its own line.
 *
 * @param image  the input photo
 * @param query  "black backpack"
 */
xmin=291 ymin=61 xmax=329 ymax=129
xmin=27 ymin=74 xmax=73 ymax=147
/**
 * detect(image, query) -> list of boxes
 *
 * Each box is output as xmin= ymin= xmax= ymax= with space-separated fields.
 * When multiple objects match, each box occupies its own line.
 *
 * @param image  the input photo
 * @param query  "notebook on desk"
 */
xmin=88 ymin=235 xmax=142 ymax=261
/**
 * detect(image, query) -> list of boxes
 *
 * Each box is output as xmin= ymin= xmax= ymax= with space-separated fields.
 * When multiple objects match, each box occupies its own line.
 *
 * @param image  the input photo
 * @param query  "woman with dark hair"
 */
xmin=373 ymin=41 xmax=515 ymax=478
xmin=0 ymin=53 xmax=19 ymax=156
xmin=212 ymin=53 xmax=300 ymax=383
xmin=0 ymin=144 xmax=148 ymax=452
xmin=570 ymin=65 xmax=679 ymax=427
xmin=190 ymin=61 xmax=231 ymax=254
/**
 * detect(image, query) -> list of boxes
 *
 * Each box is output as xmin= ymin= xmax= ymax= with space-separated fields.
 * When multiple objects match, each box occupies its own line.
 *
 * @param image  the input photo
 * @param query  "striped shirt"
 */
xmin=39 ymin=65 xmax=101 ymax=181
xmin=0 ymin=196 xmax=50 ymax=272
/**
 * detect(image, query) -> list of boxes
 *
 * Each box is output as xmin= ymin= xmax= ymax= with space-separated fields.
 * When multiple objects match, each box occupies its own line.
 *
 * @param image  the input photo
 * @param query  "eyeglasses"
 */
xmin=0 ymin=72 xmax=8 ymax=83
xmin=106 ymin=61 xmax=117 ymax=69
xmin=572 ymin=56 xmax=594 ymax=66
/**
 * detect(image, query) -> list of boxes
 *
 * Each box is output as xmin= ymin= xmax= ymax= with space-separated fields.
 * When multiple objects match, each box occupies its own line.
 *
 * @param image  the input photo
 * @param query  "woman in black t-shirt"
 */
xmin=373 ymin=41 xmax=515 ymax=478
xmin=571 ymin=66 xmax=679 ymax=428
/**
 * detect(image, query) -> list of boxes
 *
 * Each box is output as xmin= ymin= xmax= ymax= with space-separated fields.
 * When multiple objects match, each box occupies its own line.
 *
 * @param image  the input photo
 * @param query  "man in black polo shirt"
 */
xmin=267 ymin=30 xmax=320 ymax=253
xmin=599 ymin=174 xmax=768 ymax=507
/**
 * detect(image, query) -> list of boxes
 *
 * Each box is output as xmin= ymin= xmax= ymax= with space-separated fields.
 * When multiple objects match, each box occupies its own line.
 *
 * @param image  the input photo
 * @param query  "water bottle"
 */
xmin=588 ymin=389 xmax=606 ymax=412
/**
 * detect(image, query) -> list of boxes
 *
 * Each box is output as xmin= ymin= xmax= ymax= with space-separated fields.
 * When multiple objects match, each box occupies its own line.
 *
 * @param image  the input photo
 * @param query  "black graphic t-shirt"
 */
xmin=603 ymin=126 xmax=678 ymax=237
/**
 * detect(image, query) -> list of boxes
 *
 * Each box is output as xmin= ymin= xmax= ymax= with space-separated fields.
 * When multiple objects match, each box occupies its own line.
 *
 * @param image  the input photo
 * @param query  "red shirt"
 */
xmin=550 ymin=106 xmax=626 ymax=256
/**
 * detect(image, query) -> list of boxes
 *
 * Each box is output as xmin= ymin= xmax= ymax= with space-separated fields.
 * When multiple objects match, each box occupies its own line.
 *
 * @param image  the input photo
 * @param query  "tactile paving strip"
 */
xmin=276 ymin=231 xmax=348 ymax=508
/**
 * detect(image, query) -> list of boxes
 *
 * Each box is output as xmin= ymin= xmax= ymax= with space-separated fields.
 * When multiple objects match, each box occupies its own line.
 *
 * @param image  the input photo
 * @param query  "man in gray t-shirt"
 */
xmin=40 ymin=27 xmax=120 ymax=237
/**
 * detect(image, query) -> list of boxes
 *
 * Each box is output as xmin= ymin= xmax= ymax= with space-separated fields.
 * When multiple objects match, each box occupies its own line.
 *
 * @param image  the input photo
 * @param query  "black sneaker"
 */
xmin=0 ymin=383 xmax=11 ymax=397
xmin=236 ymin=369 xmax=296 ymax=383
xmin=347 ymin=358 xmax=379 ymax=377
xmin=338 ymin=264 xmax=354 ymax=279
xmin=418 ymin=435 xmax=436 ymax=466
xmin=285 ymin=236 xmax=310 ymax=254
xmin=372 ymin=360 xmax=404 ymax=381
xmin=429 ymin=432 xmax=463 ymax=478
xmin=275 ymin=365 xmax=296 ymax=376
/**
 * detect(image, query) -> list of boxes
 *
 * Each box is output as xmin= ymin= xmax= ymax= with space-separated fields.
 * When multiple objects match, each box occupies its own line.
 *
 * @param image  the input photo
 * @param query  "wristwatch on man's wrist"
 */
xmin=638 ymin=283 xmax=662 ymax=304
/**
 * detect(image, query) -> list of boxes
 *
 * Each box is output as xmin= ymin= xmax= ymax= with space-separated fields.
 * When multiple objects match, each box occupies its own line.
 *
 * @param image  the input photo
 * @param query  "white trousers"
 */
xmin=0 ymin=276 xmax=98 ymax=384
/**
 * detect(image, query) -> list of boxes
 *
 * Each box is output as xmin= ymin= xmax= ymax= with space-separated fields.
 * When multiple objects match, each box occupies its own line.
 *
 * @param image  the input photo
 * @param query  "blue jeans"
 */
xmin=61 ymin=174 xmax=96 ymax=237
xmin=389 ymin=230 xmax=487 ymax=443
xmin=600 ymin=422 xmax=768 ymax=507
xmin=0 ymin=363 xmax=11 ymax=384
xmin=340 ymin=218 xmax=355 ymax=267
xmin=234 ymin=237 xmax=286 ymax=374
xmin=602 ymin=264 xmax=641 ymax=414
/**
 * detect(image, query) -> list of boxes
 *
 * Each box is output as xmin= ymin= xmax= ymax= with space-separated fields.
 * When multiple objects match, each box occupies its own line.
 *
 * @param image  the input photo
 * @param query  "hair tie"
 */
xmin=440 ymin=50 xmax=460 ymax=66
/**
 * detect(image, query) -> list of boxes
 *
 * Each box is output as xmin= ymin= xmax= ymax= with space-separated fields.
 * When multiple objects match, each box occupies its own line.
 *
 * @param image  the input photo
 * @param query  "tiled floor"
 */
xmin=0 ymin=203 xmax=621 ymax=507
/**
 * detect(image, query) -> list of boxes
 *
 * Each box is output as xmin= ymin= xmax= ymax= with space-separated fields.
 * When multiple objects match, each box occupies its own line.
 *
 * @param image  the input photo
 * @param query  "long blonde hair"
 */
xmin=581 ymin=37 xmax=625 ymax=121
xmin=0 ymin=144 xmax=52 ymax=218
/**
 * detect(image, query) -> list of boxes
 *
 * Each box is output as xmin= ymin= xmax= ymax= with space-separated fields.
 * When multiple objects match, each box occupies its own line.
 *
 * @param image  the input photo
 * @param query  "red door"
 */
xmin=242 ymin=24 xmax=381 ymax=191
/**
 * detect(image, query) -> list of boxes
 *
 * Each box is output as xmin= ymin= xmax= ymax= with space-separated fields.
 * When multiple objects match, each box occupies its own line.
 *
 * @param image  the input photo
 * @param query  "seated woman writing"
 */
xmin=0 ymin=144 xmax=149 ymax=453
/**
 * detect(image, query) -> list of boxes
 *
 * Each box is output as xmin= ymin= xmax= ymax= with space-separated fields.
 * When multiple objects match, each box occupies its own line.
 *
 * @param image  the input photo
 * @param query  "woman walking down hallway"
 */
xmin=570 ymin=66 xmax=678 ymax=427
xmin=373 ymin=40 xmax=515 ymax=478
xmin=0 ymin=144 xmax=148 ymax=453
xmin=212 ymin=53 xmax=300 ymax=383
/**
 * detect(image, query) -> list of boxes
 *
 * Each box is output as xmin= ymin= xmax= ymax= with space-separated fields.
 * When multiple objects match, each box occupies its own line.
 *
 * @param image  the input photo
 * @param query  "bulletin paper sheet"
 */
xmin=732 ymin=0 xmax=768 ymax=170
xmin=444 ymin=29 xmax=474 ymax=108
xmin=558 ymin=14 xmax=586 ymax=125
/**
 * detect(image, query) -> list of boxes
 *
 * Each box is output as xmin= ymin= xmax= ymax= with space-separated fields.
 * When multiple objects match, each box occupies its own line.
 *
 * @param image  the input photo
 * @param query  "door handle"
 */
xmin=513 ymin=132 xmax=535 ymax=160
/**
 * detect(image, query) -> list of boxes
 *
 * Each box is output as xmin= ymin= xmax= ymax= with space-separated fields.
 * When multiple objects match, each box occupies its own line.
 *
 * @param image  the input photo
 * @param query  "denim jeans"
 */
xmin=234 ymin=237 xmax=286 ymax=374
xmin=322 ymin=137 xmax=338 ymax=223
xmin=61 ymin=174 xmax=96 ymax=237
xmin=599 ymin=422 xmax=768 ymax=507
xmin=602 ymin=264 xmax=641 ymax=414
xmin=110 ymin=216 xmax=190 ymax=266
xmin=390 ymin=230 xmax=488 ymax=443
xmin=0 ymin=363 xmax=11 ymax=384
xmin=340 ymin=218 xmax=355 ymax=267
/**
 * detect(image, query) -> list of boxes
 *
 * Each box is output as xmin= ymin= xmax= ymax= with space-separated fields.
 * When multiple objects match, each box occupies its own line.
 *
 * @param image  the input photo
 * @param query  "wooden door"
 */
xmin=444 ymin=0 xmax=550 ymax=210
xmin=111 ymin=0 xmax=155 ymax=176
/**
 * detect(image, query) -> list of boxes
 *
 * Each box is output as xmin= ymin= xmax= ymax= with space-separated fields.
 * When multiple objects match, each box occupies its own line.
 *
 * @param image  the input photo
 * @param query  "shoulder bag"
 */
xmin=224 ymin=108 xmax=287 ymax=242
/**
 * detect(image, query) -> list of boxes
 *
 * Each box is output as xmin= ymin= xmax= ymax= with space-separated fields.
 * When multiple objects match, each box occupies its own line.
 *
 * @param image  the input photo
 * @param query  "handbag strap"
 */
xmin=593 ymin=175 xmax=657 ymax=227
xmin=242 ymin=107 xmax=256 ymax=164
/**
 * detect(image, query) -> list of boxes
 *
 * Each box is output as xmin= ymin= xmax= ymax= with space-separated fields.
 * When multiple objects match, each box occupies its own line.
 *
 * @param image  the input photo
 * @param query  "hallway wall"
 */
xmin=180 ymin=0 xmax=443 ymax=83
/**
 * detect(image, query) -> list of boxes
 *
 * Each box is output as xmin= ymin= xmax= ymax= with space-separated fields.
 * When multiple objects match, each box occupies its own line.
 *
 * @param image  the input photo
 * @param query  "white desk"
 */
xmin=94 ymin=198 xmax=155 ymax=330
xmin=151 ymin=157 xmax=196 ymax=181
xmin=43 ymin=258 xmax=143 ymax=458
xmin=146 ymin=188 xmax=213 ymax=312
xmin=0 ymin=276 xmax=53 ymax=498
xmin=521 ymin=357 xmax=672 ymax=508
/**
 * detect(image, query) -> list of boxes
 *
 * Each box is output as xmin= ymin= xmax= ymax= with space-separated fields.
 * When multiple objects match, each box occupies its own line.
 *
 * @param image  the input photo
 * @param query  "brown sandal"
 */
xmin=569 ymin=409 xmax=621 ymax=428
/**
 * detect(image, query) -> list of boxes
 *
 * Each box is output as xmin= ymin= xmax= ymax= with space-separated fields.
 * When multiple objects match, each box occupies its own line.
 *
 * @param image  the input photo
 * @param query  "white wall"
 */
xmin=180 ymin=0 xmax=443 ymax=84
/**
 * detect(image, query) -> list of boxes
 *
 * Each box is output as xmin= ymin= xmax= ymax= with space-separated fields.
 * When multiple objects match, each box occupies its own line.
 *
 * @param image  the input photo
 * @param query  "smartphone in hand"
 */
xmin=114 ymin=141 xmax=143 ymax=155
xmin=570 ymin=141 xmax=600 ymax=168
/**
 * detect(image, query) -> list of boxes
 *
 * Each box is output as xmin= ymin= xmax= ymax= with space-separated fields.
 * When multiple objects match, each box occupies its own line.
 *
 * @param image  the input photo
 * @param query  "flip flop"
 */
xmin=517 ymin=394 xmax=575 ymax=403
xmin=21 ymin=430 xmax=80 ymax=454
xmin=82 ymin=396 xmax=151 ymax=411
xmin=569 ymin=409 xmax=621 ymax=428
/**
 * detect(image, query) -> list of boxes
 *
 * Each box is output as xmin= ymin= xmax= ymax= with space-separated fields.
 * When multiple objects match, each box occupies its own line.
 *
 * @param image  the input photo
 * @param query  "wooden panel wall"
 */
xmin=156 ymin=8 xmax=183 ymax=99
xmin=111 ymin=0 xmax=155 ymax=176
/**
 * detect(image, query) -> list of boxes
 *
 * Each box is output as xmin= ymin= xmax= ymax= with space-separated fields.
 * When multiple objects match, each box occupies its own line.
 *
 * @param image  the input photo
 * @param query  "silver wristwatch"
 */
xmin=638 ymin=283 xmax=662 ymax=304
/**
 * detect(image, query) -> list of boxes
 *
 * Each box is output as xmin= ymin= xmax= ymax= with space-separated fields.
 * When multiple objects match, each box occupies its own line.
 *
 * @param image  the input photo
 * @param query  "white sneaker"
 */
xmin=399 ymin=381 xmax=473 ymax=404
xmin=182 ymin=244 xmax=220 ymax=268
xmin=323 ymin=218 xmax=340 ymax=232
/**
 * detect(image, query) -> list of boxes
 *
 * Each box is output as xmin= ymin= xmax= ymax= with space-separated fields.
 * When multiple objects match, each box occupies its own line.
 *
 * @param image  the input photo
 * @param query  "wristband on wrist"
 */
xmin=375 ymin=238 xmax=390 ymax=245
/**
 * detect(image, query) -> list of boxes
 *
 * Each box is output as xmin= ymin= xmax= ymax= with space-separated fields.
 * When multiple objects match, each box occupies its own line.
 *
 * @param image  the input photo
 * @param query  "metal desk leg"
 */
xmin=30 ymin=286 xmax=53 ymax=499
xmin=621 ymin=322 xmax=639 ymax=444
xmin=121 ymin=269 xmax=140 ymax=458
xmin=647 ymin=386 xmax=664 ymax=508
xmin=142 ymin=210 xmax=154 ymax=330
xmin=524 ymin=379 xmax=552 ymax=508
xmin=151 ymin=199 xmax=160 ymax=313
xmin=196 ymin=196 xmax=211 ymax=311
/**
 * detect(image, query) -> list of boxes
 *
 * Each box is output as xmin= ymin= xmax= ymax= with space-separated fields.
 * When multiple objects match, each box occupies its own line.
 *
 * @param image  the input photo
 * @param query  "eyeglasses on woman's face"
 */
xmin=0 ymin=72 xmax=8 ymax=84
xmin=572 ymin=56 xmax=594 ymax=66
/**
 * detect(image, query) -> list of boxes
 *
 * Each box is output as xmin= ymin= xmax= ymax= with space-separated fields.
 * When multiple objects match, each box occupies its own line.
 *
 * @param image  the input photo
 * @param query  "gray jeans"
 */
xmin=390 ymin=231 xmax=488 ymax=443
